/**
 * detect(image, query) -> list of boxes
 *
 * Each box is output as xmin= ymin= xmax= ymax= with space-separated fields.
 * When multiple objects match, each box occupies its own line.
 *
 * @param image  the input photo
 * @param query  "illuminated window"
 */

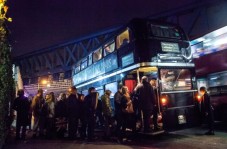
xmin=104 ymin=40 xmax=115 ymax=56
xmin=160 ymin=69 xmax=192 ymax=91
xmin=116 ymin=29 xmax=130 ymax=49
xmin=93 ymin=47 xmax=102 ymax=63
xmin=74 ymin=66 xmax=80 ymax=74
xmin=88 ymin=53 xmax=92 ymax=65
xmin=81 ymin=58 xmax=87 ymax=70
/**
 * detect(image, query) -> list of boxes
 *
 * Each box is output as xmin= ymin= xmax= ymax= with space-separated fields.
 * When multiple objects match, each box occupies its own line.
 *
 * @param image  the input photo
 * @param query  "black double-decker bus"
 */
xmin=72 ymin=18 xmax=199 ymax=132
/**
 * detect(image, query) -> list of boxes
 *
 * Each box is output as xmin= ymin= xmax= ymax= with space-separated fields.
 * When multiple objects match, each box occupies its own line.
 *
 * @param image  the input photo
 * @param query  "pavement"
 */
xmin=2 ymin=122 xmax=227 ymax=149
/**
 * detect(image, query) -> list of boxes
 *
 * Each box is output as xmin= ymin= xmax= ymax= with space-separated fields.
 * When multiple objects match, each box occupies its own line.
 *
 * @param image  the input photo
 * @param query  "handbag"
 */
xmin=125 ymin=100 xmax=134 ymax=113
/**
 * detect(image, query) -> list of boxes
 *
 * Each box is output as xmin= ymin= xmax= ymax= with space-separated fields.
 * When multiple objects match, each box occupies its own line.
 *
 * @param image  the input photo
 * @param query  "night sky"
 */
xmin=7 ymin=0 xmax=191 ymax=57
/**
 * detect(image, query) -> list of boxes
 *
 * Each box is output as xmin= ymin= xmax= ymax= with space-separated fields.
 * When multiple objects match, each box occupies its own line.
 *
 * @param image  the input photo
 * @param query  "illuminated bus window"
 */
xmin=81 ymin=58 xmax=88 ymax=70
xmin=104 ymin=40 xmax=115 ymax=56
xmin=88 ymin=53 xmax=92 ymax=65
xmin=74 ymin=65 xmax=80 ymax=74
xmin=116 ymin=29 xmax=130 ymax=49
xmin=93 ymin=47 xmax=102 ymax=63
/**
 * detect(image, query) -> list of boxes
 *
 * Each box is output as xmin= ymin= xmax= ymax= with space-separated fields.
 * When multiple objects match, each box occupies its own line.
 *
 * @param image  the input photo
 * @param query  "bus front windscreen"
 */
xmin=160 ymin=69 xmax=192 ymax=91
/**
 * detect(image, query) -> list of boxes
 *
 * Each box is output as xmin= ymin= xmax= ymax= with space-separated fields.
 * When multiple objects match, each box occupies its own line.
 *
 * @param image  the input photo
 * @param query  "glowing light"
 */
xmin=41 ymin=79 xmax=47 ymax=84
xmin=213 ymin=37 xmax=227 ymax=46
xmin=210 ymin=77 xmax=218 ymax=80
xmin=196 ymin=95 xmax=201 ymax=102
xmin=161 ymin=97 xmax=167 ymax=105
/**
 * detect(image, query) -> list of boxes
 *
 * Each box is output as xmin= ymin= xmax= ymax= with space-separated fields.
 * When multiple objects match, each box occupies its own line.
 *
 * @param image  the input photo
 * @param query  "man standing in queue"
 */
xmin=31 ymin=89 xmax=45 ymax=138
xmin=84 ymin=87 xmax=99 ymax=141
xmin=200 ymin=86 xmax=215 ymax=135
xmin=135 ymin=76 xmax=156 ymax=132
xmin=114 ymin=84 xmax=123 ymax=137
xmin=150 ymin=79 xmax=160 ymax=131
xmin=13 ymin=89 xmax=30 ymax=140
xmin=65 ymin=86 xmax=80 ymax=140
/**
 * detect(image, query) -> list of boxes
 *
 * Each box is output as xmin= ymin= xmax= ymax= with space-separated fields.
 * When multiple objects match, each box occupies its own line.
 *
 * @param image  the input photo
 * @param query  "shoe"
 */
xmin=205 ymin=131 xmax=215 ymax=135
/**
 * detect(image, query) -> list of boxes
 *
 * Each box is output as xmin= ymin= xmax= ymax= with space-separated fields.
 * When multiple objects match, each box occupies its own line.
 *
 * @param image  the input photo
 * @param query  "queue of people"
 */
xmin=12 ymin=76 xmax=214 ymax=142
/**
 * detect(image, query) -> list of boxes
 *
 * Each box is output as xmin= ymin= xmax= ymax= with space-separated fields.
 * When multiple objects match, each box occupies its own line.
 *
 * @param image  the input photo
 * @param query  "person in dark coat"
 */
xmin=65 ymin=86 xmax=80 ymax=140
xmin=84 ymin=87 xmax=98 ymax=141
xmin=95 ymin=98 xmax=104 ymax=128
xmin=134 ymin=76 xmax=156 ymax=132
xmin=150 ymin=79 xmax=160 ymax=131
xmin=77 ymin=93 xmax=86 ymax=139
xmin=13 ymin=89 xmax=30 ymax=140
xmin=200 ymin=86 xmax=215 ymax=135
xmin=114 ymin=84 xmax=123 ymax=137
xmin=55 ymin=93 xmax=67 ymax=138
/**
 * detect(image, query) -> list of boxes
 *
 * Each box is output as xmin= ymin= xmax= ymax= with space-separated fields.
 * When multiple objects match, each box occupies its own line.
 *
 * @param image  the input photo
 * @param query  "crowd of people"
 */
xmin=12 ymin=75 xmax=214 ymax=142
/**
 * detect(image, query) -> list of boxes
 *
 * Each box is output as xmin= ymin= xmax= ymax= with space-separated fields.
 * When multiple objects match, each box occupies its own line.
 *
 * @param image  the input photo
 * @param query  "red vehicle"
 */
xmin=191 ymin=26 xmax=227 ymax=122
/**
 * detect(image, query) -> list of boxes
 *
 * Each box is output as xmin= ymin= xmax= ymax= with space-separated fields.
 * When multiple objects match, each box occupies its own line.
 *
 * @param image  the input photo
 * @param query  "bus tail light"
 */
xmin=160 ymin=95 xmax=168 ymax=106
xmin=194 ymin=92 xmax=202 ymax=103
xmin=161 ymin=97 xmax=167 ymax=106
xmin=196 ymin=95 xmax=202 ymax=102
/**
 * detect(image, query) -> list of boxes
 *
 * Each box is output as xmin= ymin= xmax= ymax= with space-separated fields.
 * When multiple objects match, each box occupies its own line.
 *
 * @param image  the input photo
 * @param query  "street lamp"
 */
xmin=38 ymin=79 xmax=48 ymax=89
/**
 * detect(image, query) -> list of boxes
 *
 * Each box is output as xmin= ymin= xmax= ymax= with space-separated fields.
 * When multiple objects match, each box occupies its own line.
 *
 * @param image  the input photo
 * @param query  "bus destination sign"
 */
xmin=161 ymin=42 xmax=179 ymax=53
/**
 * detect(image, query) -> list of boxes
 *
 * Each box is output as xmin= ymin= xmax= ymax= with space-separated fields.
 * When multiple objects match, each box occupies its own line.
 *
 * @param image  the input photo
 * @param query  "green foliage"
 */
xmin=0 ymin=23 xmax=15 ymax=142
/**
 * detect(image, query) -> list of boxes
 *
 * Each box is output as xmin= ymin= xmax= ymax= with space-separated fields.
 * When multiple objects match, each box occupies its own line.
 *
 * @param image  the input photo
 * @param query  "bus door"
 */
xmin=124 ymin=67 xmax=165 ymax=134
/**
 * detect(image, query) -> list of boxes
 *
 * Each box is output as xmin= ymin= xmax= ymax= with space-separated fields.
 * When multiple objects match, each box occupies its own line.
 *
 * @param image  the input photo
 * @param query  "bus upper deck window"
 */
xmin=81 ymin=59 xmax=88 ymax=70
xmin=116 ymin=29 xmax=130 ymax=49
xmin=104 ymin=40 xmax=115 ymax=56
xmin=93 ymin=48 xmax=102 ymax=63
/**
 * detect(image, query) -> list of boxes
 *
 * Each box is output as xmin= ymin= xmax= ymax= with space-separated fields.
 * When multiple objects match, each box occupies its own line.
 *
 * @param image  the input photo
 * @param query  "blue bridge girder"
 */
xmin=13 ymin=26 xmax=120 ymax=85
